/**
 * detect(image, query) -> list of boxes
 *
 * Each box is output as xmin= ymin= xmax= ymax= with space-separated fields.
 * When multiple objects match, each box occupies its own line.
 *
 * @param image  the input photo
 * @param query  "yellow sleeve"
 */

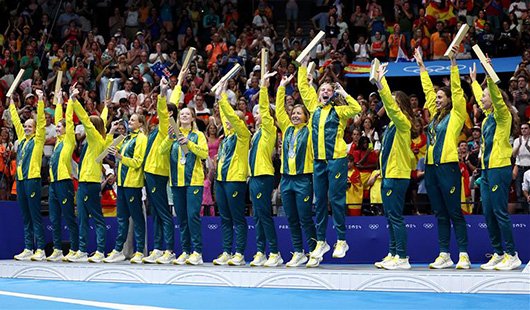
xmin=420 ymin=71 xmax=436 ymax=116
xmin=378 ymin=77 xmax=411 ymax=132
xmin=297 ymin=65 xmax=318 ymax=113
xmin=259 ymin=86 xmax=275 ymax=136
xmin=450 ymin=66 xmax=467 ymax=122
xmin=219 ymin=93 xmax=251 ymax=139
xmin=335 ymin=94 xmax=361 ymax=119
xmin=9 ymin=103 xmax=24 ymax=139
xmin=121 ymin=133 xmax=147 ymax=169
xmin=65 ymin=100 xmax=75 ymax=145
xmin=72 ymin=99 xmax=101 ymax=145
xmin=169 ymin=85 xmax=182 ymax=105
xmin=158 ymin=95 xmax=169 ymax=138
xmin=471 ymin=80 xmax=484 ymax=110
xmin=34 ymin=99 xmax=46 ymax=144
xmin=219 ymin=94 xmax=230 ymax=135
xmin=55 ymin=101 xmax=63 ymax=125
xmin=159 ymin=135 xmax=174 ymax=154
xmin=188 ymin=131 xmax=208 ymax=160
xmin=275 ymin=86 xmax=290 ymax=131
xmin=488 ymin=78 xmax=510 ymax=123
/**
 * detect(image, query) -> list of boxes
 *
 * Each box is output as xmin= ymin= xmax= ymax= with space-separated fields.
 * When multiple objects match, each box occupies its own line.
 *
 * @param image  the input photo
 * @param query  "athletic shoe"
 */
xmin=47 ymin=249 xmax=64 ymax=262
xmin=142 ymin=249 xmax=164 ymax=264
xmin=264 ymin=253 xmax=283 ymax=267
xmin=228 ymin=252 xmax=245 ymax=266
xmin=130 ymin=252 xmax=144 ymax=264
xmin=332 ymin=240 xmax=349 ymax=258
xmin=306 ymin=256 xmax=323 ymax=268
xmin=213 ymin=252 xmax=231 ymax=266
xmin=286 ymin=252 xmax=308 ymax=267
xmin=429 ymin=252 xmax=454 ymax=269
xmin=103 ymin=250 xmax=125 ymax=263
xmin=186 ymin=252 xmax=203 ymax=265
xmin=88 ymin=251 xmax=105 ymax=263
xmin=30 ymin=249 xmax=45 ymax=261
xmin=66 ymin=251 xmax=88 ymax=263
xmin=374 ymin=253 xmax=394 ymax=269
xmin=495 ymin=252 xmax=522 ymax=271
xmin=249 ymin=252 xmax=266 ymax=267
xmin=480 ymin=253 xmax=505 ymax=270
xmin=63 ymin=250 xmax=76 ymax=262
xmin=381 ymin=255 xmax=411 ymax=270
xmin=14 ymin=249 xmax=33 ymax=261
xmin=310 ymin=241 xmax=330 ymax=259
xmin=172 ymin=252 xmax=189 ymax=265
xmin=455 ymin=252 xmax=471 ymax=269
xmin=156 ymin=250 xmax=175 ymax=264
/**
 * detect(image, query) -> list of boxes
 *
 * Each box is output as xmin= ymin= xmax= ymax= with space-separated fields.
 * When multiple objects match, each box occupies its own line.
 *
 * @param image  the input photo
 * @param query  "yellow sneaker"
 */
xmin=228 ymin=252 xmax=245 ymax=266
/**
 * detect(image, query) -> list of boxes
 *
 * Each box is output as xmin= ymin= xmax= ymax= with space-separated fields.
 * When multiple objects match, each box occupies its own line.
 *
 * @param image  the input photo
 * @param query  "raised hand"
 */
xmin=469 ymin=62 xmax=477 ymax=82
xmin=413 ymin=47 xmax=425 ymax=69
xmin=335 ymin=82 xmax=348 ymax=98
xmin=261 ymin=71 xmax=277 ymax=88
xmin=160 ymin=78 xmax=169 ymax=96
xmin=35 ymin=89 xmax=44 ymax=100
xmin=280 ymin=73 xmax=294 ymax=87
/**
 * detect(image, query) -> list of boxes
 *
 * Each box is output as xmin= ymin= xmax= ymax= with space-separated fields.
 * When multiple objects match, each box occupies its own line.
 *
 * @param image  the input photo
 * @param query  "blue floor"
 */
xmin=0 ymin=278 xmax=528 ymax=309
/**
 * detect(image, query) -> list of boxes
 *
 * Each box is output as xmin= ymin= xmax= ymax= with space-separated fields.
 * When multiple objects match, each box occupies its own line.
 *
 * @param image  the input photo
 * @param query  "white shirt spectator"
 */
xmin=521 ymin=169 xmax=530 ymax=193
xmin=509 ymin=1 xmax=527 ymax=19
xmin=513 ymin=135 xmax=530 ymax=167
xmin=112 ymin=89 xmax=131 ymax=104
xmin=44 ymin=123 xmax=57 ymax=157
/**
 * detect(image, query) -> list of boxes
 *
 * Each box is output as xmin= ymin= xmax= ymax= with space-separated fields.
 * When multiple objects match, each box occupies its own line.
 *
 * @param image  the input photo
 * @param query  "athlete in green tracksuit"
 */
xmin=298 ymin=59 xmax=361 ymax=267
xmin=374 ymin=63 xmax=416 ymax=270
xmin=161 ymin=107 xmax=208 ymax=266
xmin=104 ymin=114 xmax=148 ymax=264
xmin=414 ymin=47 xmax=469 ymax=269
xmin=47 ymin=93 xmax=79 ymax=262
xmin=470 ymin=62 xmax=522 ymax=271
xmin=11 ymin=89 xmax=46 ymax=262
xmin=276 ymin=73 xmax=317 ymax=267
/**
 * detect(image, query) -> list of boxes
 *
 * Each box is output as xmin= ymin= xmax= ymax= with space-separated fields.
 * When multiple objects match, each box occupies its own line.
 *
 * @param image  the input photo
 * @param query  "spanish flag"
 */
xmin=425 ymin=0 xmax=457 ymax=30
xmin=344 ymin=63 xmax=371 ymax=75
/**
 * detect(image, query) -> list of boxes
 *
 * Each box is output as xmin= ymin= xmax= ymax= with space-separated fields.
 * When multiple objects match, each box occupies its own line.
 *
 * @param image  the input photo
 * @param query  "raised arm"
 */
xmin=375 ymin=65 xmax=411 ymax=131
xmin=276 ymin=74 xmax=294 ymax=131
xmin=219 ymin=92 xmax=251 ymax=139
xmin=187 ymin=131 xmax=209 ymax=160
xmin=414 ymin=47 xmax=436 ymax=115
xmin=334 ymin=82 xmax=362 ymax=119
xmin=158 ymin=78 xmax=170 ymax=137
xmin=120 ymin=133 xmax=147 ymax=169
xmin=449 ymin=49 xmax=466 ymax=122
xmin=469 ymin=63 xmax=484 ymax=110
xmin=34 ymin=90 xmax=46 ymax=143
xmin=259 ymin=71 xmax=277 ymax=136
xmin=9 ymin=97 xmax=25 ymax=139
xmin=54 ymin=94 xmax=64 ymax=126
xmin=297 ymin=62 xmax=319 ymax=113
xmin=488 ymin=78 xmax=510 ymax=123
xmin=65 ymin=98 xmax=75 ymax=145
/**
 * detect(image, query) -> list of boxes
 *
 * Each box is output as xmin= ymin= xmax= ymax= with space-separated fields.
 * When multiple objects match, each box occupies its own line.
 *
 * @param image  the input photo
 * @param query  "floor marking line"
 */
xmin=0 ymin=290 xmax=177 ymax=310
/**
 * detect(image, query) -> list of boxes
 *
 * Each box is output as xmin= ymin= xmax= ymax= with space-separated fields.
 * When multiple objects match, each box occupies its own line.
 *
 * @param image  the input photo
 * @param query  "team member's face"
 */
xmin=56 ymin=121 xmax=65 ymax=136
xmin=319 ymin=83 xmax=333 ymax=102
xmin=291 ymin=107 xmax=307 ymax=125
xmin=129 ymin=114 xmax=141 ymax=131
xmin=180 ymin=108 xmax=193 ymax=126
xmin=24 ymin=119 xmax=36 ymax=136
xmin=435 ymin=90 xmax=449 ymax=111
xmin=481 ymin=89 xmax=492 ymax=110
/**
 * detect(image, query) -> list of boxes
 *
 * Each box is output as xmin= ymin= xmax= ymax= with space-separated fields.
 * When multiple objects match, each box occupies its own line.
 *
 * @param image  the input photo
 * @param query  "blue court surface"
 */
xmin=0 ymin=278 xmax=528 ymax=309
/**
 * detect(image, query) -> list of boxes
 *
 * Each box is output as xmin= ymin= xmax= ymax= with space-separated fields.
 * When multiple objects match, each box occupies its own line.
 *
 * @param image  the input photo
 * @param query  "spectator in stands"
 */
xmin=513 ymin=122 xmax=530 ymax=214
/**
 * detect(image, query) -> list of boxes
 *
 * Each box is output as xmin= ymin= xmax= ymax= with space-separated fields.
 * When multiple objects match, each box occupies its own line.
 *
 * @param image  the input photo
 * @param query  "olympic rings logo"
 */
xmin=208 ymin=224 xmax=218 ymax=230
xmin=403 ymin=64 xmax=467 ymax=74
xmin=46 ymin=225 xmax=53 ymax=231
xmin=478 ymin=223 xmax=488 ymax=229
xmin=423 ymin=223 xmax=434 ymax=229
xmin=369 ymin=224 xmax=379 ymax=230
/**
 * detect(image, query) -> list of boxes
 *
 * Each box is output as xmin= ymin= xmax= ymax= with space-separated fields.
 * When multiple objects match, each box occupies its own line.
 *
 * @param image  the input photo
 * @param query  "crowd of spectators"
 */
xmin=0 ymin=0 xmax=529 ymax=217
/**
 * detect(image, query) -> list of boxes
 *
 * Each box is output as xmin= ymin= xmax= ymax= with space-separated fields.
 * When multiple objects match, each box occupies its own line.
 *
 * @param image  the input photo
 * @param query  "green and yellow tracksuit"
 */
xmin=216 ymin=93 xmax=250 ymax=254
xmin=472 ymin=78 xmax=517 ymax=256
xmin=298 ymin=65 xmax=361 ymax=242
xmin=114 ymin=129 xmax=147 ymax=253
xmin=144 ymin=91 xmax=174 ymax=252
xmin=249 ymin=86 xmax=278 ymax=254
xmin=10 ymin=98 xmax=46 ymax=251
xmin=72 ymin=100 xmax=111 ymax=254
xmin=161 ymin=127 xmax=208 ymax=254
xmin=49 ymin=100 xmax=78 ymax=252
xmin=421 ymin=66 xmax=468 ymax=253
xmin=378 ymin=77 xmax=415 ymax=258
xmin=276 ymin=85 xmax=317 ymax=253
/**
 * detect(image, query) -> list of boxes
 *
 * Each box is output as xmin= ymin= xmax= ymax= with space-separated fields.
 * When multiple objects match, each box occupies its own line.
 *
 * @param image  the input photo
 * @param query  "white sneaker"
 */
xmin=185 ymin=252 xmax=203 ymax=265
xmin=14 ymin=249 xmax=33 ymax=261
xmin=374 ymin=253 xmax=394 ymax=269
xmin=480 ymin=253 xmax=505 ymax=270
xmin=63 ymin=250 xmax=76 ymax=262
xmin=429 ymin=252 xmax=454 ymax=269
xmin=249 ymin=252 xmax=267 ymax=267
xmin=310 ymin=241 xmax=330 ymax=259
xmin=88 ymin=251 xmax=105 ymax=263
xmin=30 ymin=249 xmax=46 ymax=261
xmin=495 ymin=252 xmax=522 ymax=271
xmin=455 ymin=252 xmax=471 ymax=270
xmin=228 ymin=252 xmax=245 ymax=266
xmin=67 ymin=251 xmax=88 ymax=263
xmin=306 ymin=256 xmax=323 ymax=268
xmin=103 ymin=250 xmax=125 ymax=263
xmin=264 ymin=253 xmax=283 ymax=267
xmin=142 ymin=249 xmax=164 ymax=264
xmin=130 ymin=252 xmax=144 ymax=264
xmin=332 ymin=240 xmax=349 ymax=258
xmin=156 ymin=250 xmax=175 ymax=264
xmin=213 ymin=252 xmax=231 ymax=266
xmin=172 ymin=252 xmax=189 ymax=265
xmin=286 ymin=252 xmax=308 ymax=267
xmin=381 ymin=255 xmax=411 ymax=270
xmin=47 ymin=249 xmax=64 ymax=262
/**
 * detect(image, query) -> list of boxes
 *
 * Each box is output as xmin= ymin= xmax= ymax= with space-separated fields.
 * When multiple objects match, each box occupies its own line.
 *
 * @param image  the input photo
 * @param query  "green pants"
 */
xmin=49 ymin=179 xmax=78 ymax=251
xmin=77 ymin=182 xmax=106 ymax=253
xmin=16 ymin=179 xmax=45 ymax=250
xmin=250 ymin=175 xmax=278 ymax=253
xmin=115 ymin=187 xmax=145 ymax=252
xmin=145 ymin=172 xmax=174 ymax=251
xmin=215 ymin=181 xmax=247 ymax=254
xmin=381 ymin=178 xmax=409 ymax=257
xmin=171 ymin=186 xmax=203 ymax=254
xmin=480 ymin=166 xmax=517 ymax=256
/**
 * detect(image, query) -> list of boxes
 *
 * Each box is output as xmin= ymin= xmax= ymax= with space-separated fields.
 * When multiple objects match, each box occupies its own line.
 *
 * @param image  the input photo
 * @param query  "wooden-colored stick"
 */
xmin=369 ymin=58 xmax=381 ymax=85
xmin=6 ymin=69 xmax=25 ymax=99
xmin=472 ymin=44 xmax=500 ymax=84
xmin=307 ymin=62 xmax=316 ymax=75
xmin=182 ymin=47 xmax=196 ymax=72
xmin=53 ymin=71 xmax=63 ymax=105
xmin=295 ymin=31 xmax=326 ymax=64
xmin=444 ymin=24 xmax=469 ymax=58
xmin=96 ymin=134 xmax=125 ymax=163
xmin=169 ymin=116 xmax=188 ymax=154
xmin=261 ymin=48 xmax=268 ymax=78
xmin=211 ymin=63 xmax=242 ymax=92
